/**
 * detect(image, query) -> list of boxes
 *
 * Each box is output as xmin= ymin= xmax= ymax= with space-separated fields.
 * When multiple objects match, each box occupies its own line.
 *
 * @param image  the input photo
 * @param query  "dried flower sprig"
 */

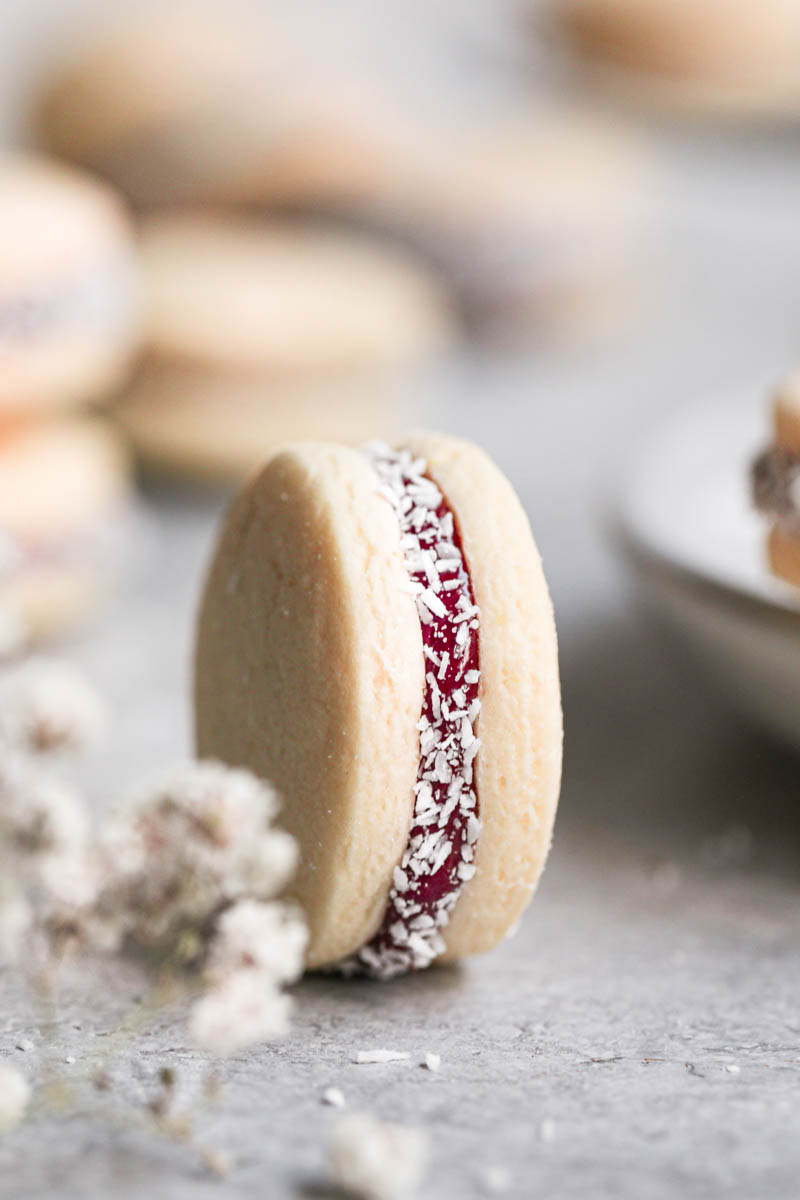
xmin=327 ymin=1113 xmax=428 ymax=1200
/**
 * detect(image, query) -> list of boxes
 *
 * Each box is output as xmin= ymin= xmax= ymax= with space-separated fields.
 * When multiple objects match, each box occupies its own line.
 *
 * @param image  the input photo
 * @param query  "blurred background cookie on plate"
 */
xmin=549 ymin=0 xmax=800 ymax=118
xmin=0 ymin=153 xmax=140 ymax=414
xmin=0 ymin=415 xmax=135 ymax=646
xmin=751 ymin=368 xmax=800 ymax=588
xmin=116 ymin=212 xmax=456 ymax=483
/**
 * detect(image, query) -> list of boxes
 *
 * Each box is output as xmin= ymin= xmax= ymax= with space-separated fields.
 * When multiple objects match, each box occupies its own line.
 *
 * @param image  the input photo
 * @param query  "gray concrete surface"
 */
xmin=3 ymin=4 xmax=800 ymax=1197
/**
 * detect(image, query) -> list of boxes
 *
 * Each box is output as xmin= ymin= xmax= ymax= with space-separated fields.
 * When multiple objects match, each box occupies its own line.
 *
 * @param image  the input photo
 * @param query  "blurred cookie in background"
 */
xmin=550 ymin=0 xmax=800 ymax=118
xmin=32 ymin=7 xmax=272 ymax=208
xmin=139 ymin=213 xmax=455 ymax=375
xmin=116 ymin=367 xmax=398 ymax=486
xmin=115 ymin=212 xmax=455 ymax=483
xmin=383 ymin=106 xmax=659 ymax=345
xmin=752 ymin=369 xmax=800 ymax=588
xmin=31 ymin=3 xmax=408 ymax=213
xmin=0 ymin=155 xmax=140 ymax=415
xmin=0 ymin=416 xmax=135 ymax=646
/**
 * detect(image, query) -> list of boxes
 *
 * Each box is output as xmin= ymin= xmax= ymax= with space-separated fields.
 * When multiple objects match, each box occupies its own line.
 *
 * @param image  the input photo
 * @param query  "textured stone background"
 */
xmin=3 ymin=3 xmax=800 ymax=1197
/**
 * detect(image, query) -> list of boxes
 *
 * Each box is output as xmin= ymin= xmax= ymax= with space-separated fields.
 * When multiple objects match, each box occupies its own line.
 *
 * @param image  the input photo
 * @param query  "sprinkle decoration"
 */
xmin=349 ymin=443 xmax=481 ymax=980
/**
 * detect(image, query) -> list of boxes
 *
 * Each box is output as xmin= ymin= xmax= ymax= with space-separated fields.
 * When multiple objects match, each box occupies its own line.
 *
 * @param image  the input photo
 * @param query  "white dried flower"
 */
xmin=0 ymin=660 xmax=106 ymax=754
xmin=204 ymin=900 xmax=307 ymax=987
xmin=96 ymin=761 xmax=296 ymax=954
xmin=328 ymin=1113 xmax=427 ymax=1200
xmin=0 ymin=891 xmax=31 ymax=966
xmin=0 ymin=753 xmax=88 ymax=859
xmin=189 ymin=969 xmax=291 ymax=1055
xmin=0 ymin=1064 xmax=31 ymax=1132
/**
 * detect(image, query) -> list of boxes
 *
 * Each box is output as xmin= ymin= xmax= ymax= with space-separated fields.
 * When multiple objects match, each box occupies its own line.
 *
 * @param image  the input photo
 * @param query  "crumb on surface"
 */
xmin=356 ymin=1050 xmax=410 ymax=1065
xmin=422 ymin=1052 xmax=441 ymax=1072
xmin=322 ymin=1086 xmax=346 ymax=1108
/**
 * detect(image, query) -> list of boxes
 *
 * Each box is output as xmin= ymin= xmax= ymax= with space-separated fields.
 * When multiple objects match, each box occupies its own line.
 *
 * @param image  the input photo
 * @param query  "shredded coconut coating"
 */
xmin=347 ymin=442 xmax=481 ymax=980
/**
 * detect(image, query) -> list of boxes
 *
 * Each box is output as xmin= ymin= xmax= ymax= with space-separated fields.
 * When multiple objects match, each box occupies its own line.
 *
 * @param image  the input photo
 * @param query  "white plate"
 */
xmin=618 ymin=389 xmax=800 ymax=751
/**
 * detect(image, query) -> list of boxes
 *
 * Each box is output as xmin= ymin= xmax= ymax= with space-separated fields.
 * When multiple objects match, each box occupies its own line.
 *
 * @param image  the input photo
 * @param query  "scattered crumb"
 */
xmin=540 ymin=1117 xmax=557 ymax=1143
xmin=481 ymin=1165 xmax=512 ymax=1194
xmin=328 ymin=1112 xmax=427 ymax=1200
xmin=725 ymin=1064 xmax=741 ymax=1074
xmin=15 ymin=1038 xmax=33 ymax=1053
xmin=64 ymin=1055 xmax=76 ymax=1065
xmin=422 ymin=1053 xmax=440 ymax=1072
xmin=323 ymin=1086 xmax=346 ymax=1108
xmin=0 ymin=1064 xmax=31 ymax=1131
xmin=356 ymin=1050 xmax=409 ymax=1065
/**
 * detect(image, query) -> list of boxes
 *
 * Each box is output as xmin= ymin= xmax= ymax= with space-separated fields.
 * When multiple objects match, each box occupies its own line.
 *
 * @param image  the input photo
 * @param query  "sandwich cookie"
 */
xmin=195 ymin=433 xmax=562 ymax=975
xmin=752 ymin=369 xmax=800 ymax=588
xmin=552 ymin=0 xmax=800 ymax=119
xmin=0 ymin=416 xmax=134 ymax=644
xmin=117 ymin=215 xmax=454 ymax=482
xmin=32 ymin=6 xmax=409 ymax=212
xmin=383 ymin=108 xmax=658 ymax=344
xmin=0 ymin=155 xmax=139 ymax=415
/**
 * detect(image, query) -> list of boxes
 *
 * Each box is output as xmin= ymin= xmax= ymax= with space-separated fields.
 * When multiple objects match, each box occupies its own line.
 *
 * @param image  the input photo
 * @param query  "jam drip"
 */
xmin=353 ymin=443 xmax=481 ymax=980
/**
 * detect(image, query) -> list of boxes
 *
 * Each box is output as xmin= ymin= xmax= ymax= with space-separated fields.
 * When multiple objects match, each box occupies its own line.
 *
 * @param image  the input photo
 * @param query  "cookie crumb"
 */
xmin=328 ymin=1112 xmax=427 ymax=1200
xmin=356 ymin=1050 xmax=409 ymax=1065
xmin=422 ymin=1053 xmax=440 ymax=1072
xmin=725 ymin=1064 xmax=741 ymax=1074
xmin=15 ymin=1038 xmax=34 ymax=1053
xmin=323 ymin=1086 xmax=346 ymax=1108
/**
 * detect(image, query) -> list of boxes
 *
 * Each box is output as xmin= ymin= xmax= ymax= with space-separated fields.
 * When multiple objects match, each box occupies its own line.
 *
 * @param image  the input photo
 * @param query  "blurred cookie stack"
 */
xmin=28 ymin=3 xmax=662 ymax=482
xmin=0 ymin=154 xmax=140 ymax=647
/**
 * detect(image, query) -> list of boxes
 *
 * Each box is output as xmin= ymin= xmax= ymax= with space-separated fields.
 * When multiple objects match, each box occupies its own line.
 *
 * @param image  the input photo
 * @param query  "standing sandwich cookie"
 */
xmin=195 ymin=434 xmax=562 ymax=976
xmin=0 ymin=155 xmax=139 ymax=414
xmin=752 ymin=369 xmax=800 ymax=588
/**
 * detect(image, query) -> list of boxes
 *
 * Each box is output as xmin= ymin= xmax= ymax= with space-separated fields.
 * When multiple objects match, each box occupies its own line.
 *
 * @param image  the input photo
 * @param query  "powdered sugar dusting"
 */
xmin=349 ymin=442 xmax=481 ymax=980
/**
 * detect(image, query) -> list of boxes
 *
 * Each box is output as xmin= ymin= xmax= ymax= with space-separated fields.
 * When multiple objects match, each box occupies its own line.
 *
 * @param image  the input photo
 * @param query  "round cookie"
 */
xmin=140 ymin=214 xmax=455 ymax=375
xmin=0 ymin=155 xmax=140 ymax=415
xmin=381 ymin=108 xmax=657 ymax=343
xmin=0 ymin=416 xmax=133 ymax=644
xmin=195 ymin=433 xmax=562 ymax=975
xmin=751 ymin=369 xmax=800 ymax=589
xmin=552 ymin=0 xmax=800 ymax=118
xmin=115 ymin=362 xmax=403 ymax=485
xmin=32 ymin=6 xmax=410 ymax=211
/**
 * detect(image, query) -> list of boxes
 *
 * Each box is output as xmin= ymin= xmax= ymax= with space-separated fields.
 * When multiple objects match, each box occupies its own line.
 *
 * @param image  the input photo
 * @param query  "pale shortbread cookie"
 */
xmin=116 ymin=362 xmax=401 ymax=484
xmin=32 ymin=5 xmax=408 ymax=210
xmin=768 ymin=524 xmax=800 ymax=589
xmin=195 ymin=434 xmax=561 ymax=970
xmin=0 ymin=155 xmax=139 ymax=414
xmin=404 ymin=433 xmax=561 ymax=959
xmin=140 ymin=214 xmax=454 ymax=375
xmin=379 ymin=109 xmax=656 ymax=343
xmin=0 ymin=417 xmax=131 ymax=642
xmin=554 ymin=0 xmax=800 ymax=118
xmin=773 ymin=369 xmax=800 ymax=456
xmin=196 ymin=444 xmax=425 ymax=965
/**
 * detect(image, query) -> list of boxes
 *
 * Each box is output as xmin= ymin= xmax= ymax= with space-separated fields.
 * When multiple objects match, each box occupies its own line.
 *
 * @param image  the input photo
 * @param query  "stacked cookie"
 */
xmin=116 ymin=214 xmax=455 ymax=484
xmin=0 ymin=155 xmax=140 ymax=645
xmin=550 ymin=0 xmax=800 ymax=118
xmin=33 ymin=5 xmax=659 ymax=359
